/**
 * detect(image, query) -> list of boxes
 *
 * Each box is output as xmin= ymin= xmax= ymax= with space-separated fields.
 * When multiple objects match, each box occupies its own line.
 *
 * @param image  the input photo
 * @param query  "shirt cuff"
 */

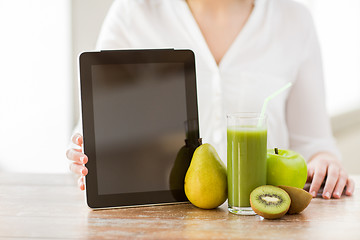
xmin=289 ymin=134 xmax=342 ymax=162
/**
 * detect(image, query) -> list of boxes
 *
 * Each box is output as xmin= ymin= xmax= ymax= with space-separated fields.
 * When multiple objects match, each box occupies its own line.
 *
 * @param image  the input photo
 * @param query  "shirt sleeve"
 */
xmin=286 ymin=14 xmax=341 ymax=162
xmin=95 ymin=0 xmax=132 ymax=50
xmin=73 ymin=0 xmax=132 ymax=137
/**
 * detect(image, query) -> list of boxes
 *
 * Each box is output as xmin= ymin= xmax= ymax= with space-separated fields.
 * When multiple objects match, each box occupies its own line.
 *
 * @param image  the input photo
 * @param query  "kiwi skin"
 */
xmin=279 ymin=185 xmax=312 ymax=214
xmin=250 ymin=185 xmax=291 ymax=219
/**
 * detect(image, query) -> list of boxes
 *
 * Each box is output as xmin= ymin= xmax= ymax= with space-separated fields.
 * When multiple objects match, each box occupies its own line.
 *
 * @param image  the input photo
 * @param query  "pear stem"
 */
xmin=275 ymin=148 xmax=279 ymax=154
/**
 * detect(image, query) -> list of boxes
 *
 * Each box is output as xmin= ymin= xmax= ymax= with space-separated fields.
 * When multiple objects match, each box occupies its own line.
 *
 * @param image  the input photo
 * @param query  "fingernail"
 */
xmin=80 ymin=168 xmax=84 ymax=175
xmin=324 ymin=192 xmax=331 ymax=199
xmin=334 ymin=192 xmax=340 ymax=198
xmin=76 ymin=136 xmax=80 ymax=144
xmin=80 ymin=156 xmax=85 ymax=164
xmin=311 ymin=191 xmax=316 ymax=197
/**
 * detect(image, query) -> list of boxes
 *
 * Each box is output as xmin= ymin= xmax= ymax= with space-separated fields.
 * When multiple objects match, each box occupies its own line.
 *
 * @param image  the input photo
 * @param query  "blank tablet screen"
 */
xmin=91 ymin=63 xmax=188 ymax=195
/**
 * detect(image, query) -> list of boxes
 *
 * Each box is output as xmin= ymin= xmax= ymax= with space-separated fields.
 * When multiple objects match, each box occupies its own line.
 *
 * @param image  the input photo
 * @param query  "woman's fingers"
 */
xmin=332 ymin=171 xmax=348 ymax=199
xmin=66 ymin=148 xmax=88 ymax=164
xmin=307 ymin=166 xmax=315 ymax=183
xmin=69 ymin=162 xmax=88 ymax=176
xmin=71 ymin=133 xmax=83 ymax=147
xmin=309 ymin=163 xmax=328 ymax=198
xmin=345 ymin=178 xmax=355 ymax=196
xmin=68 ymin=133 xmax=87 ymax=191
xmin=322 ymin=164 xmax=340 ymax=199
xmin=307 ymin=152 xmax=354 ymax=199
xmin=78 ymin=177 xmax=85 ymax=191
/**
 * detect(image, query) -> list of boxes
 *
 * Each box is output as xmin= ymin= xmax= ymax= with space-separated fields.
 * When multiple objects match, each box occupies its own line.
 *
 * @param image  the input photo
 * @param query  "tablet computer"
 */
xmin=79 ymin=49 xmax=200 ymax=209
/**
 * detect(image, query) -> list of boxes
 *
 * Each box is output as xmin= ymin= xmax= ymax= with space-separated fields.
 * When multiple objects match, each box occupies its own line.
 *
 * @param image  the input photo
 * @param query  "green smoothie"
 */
xmin=227 ymin=127 xmax=267 ymax=207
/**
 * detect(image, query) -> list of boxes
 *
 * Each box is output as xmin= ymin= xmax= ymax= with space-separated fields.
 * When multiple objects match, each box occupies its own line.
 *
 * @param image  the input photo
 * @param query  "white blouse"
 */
xmin=93 ymin=0 xmax=340 ymax=164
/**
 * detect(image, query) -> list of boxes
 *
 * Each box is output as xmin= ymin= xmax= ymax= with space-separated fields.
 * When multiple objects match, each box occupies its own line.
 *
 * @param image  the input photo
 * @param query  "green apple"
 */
xmin=267 ymin=148 xmax=307 ymax=189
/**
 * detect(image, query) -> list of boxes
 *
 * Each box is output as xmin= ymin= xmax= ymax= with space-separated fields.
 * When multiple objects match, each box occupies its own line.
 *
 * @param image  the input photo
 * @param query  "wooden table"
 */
xmin=1 ymin=173 xmax=359 ymax=239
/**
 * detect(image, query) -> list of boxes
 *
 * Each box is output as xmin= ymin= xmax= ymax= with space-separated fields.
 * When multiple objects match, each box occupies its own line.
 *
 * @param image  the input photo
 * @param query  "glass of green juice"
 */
xmin=227 ymin=113 xmax=267 ymax=215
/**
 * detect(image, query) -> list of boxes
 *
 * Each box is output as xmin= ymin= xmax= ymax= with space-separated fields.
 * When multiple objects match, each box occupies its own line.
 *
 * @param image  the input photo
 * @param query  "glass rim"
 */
xmin=226 ymin=112 xmax=267 ymax=120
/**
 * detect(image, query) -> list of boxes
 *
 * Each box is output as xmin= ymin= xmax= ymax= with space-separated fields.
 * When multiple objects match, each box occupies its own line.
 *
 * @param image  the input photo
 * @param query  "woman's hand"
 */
xmin=66 ymin=133 xmax=88 ymax=191
xmin=307 ymin=152 xmax=355 ymax=199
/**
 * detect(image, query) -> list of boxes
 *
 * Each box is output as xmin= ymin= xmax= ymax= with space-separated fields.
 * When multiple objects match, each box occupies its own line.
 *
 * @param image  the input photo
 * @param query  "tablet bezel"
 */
xmin=79 ymin=49 xmax=200 ymax=209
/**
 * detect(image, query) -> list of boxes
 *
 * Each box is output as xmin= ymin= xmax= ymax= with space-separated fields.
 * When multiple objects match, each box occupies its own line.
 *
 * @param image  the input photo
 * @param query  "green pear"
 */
xmin=184 ymin=143 xmax=227 ymax=209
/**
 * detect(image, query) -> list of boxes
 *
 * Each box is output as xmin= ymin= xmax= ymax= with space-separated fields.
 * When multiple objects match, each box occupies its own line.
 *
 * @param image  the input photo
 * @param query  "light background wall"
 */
xmin=300 ymin=0 xmax=360 ymax=116
xmin=0 ymin=0 xmax=72 ymax=173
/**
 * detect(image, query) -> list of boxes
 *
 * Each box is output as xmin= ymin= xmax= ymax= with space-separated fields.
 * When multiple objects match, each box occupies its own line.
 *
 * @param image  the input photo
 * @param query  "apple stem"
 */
xmin=275 ymin=148 xmax=279 ymax=154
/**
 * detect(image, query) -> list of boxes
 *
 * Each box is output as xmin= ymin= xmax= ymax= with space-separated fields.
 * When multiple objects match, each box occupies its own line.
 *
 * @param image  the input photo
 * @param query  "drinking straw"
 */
xmin=258 ymin=82 xmax=293 ymax=127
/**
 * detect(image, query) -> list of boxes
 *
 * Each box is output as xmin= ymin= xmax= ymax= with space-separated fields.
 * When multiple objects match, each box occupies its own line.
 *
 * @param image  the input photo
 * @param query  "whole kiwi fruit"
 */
xmin=279 ymin=185 xmax=312 ymax=214
xmin=250 ymin=185 xmax=291 ymax=219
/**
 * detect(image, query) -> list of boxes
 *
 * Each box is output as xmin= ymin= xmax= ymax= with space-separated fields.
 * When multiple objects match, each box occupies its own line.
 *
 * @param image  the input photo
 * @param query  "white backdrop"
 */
xmin=0 ymin=0 xmax=71 ymax=172
xmin=303 ymin=0 xmax=360 ymax=115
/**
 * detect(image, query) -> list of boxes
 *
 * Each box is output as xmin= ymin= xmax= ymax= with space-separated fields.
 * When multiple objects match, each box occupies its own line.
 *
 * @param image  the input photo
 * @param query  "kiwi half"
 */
xmin=279 ymin=185 xmax=312 ymax=214
xmin=250 ymin=185 xmax=291 ymax=219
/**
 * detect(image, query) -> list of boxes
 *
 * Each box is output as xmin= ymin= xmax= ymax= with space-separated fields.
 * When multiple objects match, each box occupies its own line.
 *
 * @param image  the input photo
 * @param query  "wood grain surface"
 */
xmin=0 ymin=173 xmax=359 ymax=239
